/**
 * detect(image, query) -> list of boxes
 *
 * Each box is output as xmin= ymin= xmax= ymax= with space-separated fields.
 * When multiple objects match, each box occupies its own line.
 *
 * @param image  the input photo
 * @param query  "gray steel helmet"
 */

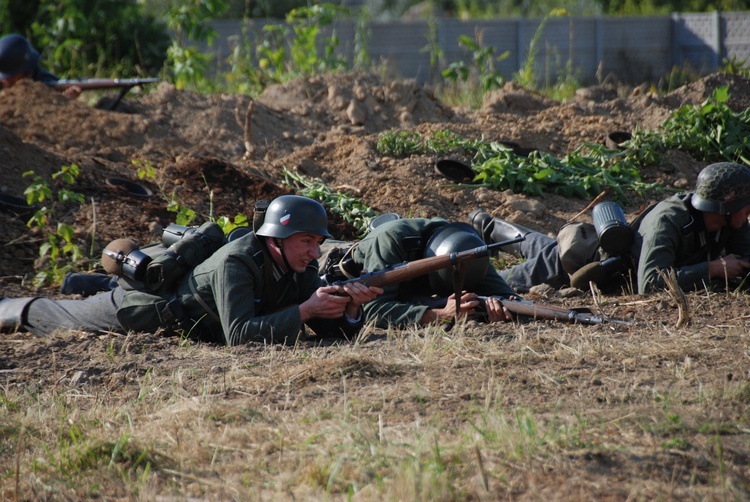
xmin=0 ymin=34 xmax=40 ymax=79
xmin=424 ymin=222 xmax=489 ymax=296
xmin=256 ymin=195 xmax=332 ymax=239
xmin=691 ymin=162 xmax=750 ymax=215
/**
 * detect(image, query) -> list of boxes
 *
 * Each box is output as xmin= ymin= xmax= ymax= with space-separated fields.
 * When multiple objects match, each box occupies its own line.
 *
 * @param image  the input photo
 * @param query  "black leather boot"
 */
xmin=569 ymin=256 xmax=629 ymax=292
xmin=469 ymin=210 xmax=533 ymax=257
xmin=0 ymin=297 xmax=37 ymax=333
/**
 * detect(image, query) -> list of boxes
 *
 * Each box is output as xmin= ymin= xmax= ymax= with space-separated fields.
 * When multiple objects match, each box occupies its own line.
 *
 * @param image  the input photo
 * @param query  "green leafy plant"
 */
xmin=166 ymin=0 xmax=228 ymax=90
xmin=377 ymin=129 xmax=663 ymax=202
xmin=473 ymin=143 xmax=662 ymax=202
xmin=629 ymin=86 xmax=750 ymax=166
xmin=28 ymin=0 xmax=169 ymax=78
xmin=422 ymin=17 xmax=445 ymax=83
xmin=659 ymin=63 xmax=700 ymax=93
xmin=133 ymin=159 xmax=198 ymax=226
xmin=281 ymin=168 xmax=377 ymax=237
xmin=225 ymin=3 xmax=349 ymax=94
xmin=23 ymin=164 xmax=86 ymax=287
xmin=216 ymin=214 xmax=250 ymax=234
xmin=513 ymin=9 xmax=570 ymax=91
xmin=658 ymin=86 xmax=750 ymax=165
xmin=376 ymin=129 xmax=466 ymax=157
xmin=353 ymin=6 xmax=372 ymax=71
xmin=287 ymin=4 xmax=348 ymax=76
xmin=720 ymin=55 xmax=750 ymax=78
xmin=442 ymin=33 xmax=508 ymax=92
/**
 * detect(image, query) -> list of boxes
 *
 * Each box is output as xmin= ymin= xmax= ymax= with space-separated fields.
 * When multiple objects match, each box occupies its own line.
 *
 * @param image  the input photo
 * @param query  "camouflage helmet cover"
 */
xmin=0 ymin=34 xmax=39 ymax=79
xmin=691 ymin=162 xmax=750 ymax=215
xmin=424 ymin=222 xmax=489 ymax=296
xmin=256 ymin=195 xmax=332 ymax=239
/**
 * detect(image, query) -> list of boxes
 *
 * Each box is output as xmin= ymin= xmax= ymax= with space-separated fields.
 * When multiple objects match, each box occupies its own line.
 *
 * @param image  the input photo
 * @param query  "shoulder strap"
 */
xmin=189 ymin=277 xmax=221 ymax=324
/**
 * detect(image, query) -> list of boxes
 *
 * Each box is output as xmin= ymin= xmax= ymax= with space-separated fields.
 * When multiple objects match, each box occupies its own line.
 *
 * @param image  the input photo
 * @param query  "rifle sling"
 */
xmin=452 ymin=263 xmax=467 ymax=321
xmin=189 ymin=276 xmax=221 ymax=324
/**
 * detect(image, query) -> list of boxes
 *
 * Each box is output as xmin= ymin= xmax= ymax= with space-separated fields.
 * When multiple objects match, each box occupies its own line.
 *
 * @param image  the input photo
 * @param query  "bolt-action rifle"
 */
xmin=477 ymin=296 xmax=632 ymax=326
xmin=53 ymin=78 xmax=161 ymax=110
xmin=330 ymin=232 xmax=631 ymax=326
xmin=331 ymin=235 xmax=526 ymax=290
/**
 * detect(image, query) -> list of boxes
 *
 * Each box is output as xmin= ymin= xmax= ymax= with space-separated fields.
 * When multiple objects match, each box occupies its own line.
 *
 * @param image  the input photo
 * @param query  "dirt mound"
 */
xmin=481 ymin=81 xmax=560 ymax=114
xmin=0 ymin=70 xmax=747 ymax=284
xmin=259 ymin=72 xmax=454 ymax=131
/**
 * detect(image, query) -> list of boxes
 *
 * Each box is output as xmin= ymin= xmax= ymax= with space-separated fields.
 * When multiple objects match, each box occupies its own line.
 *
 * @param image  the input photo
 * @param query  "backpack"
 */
xmin=114 ymin=221 xmax=226 ymax=332
xmin=115 ymin=221 xmax=225 ymax=292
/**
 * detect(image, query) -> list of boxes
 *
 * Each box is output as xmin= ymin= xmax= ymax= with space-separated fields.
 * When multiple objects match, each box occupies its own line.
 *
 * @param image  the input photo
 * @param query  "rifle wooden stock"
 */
xmin=478 ymin=296 xmax=631 ymax=326
xmin=53 ymin=78 xmax=161 ymax=91
xmin=332 ymin=235 xmax=525 ymax=289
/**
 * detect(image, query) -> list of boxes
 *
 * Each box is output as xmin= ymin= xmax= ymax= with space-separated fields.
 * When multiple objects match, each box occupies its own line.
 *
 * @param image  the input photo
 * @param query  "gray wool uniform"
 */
xmin=630 ymin=193 xmax=750 ymax=294
xmin=351 ymin=218 xmax=517 ymax=328
xmin=23 ymin=232 xmax=361 ymax=344
xmin=498 ymin=232 xmax=568 ymax=294
xmin=494 ymin=192 xmax=750 ymax=295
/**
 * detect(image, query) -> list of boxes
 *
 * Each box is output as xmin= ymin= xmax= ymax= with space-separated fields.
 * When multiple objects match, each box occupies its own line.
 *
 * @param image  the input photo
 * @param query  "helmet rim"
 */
xmin=692 ymin=162 xmax=750 ymax=215
xmin=424 ymin=222 xmax=488 ymax=296
xmin=255 ymin=195 xmax=332 ymax=239
xmin=0 ymin=34 xmax=40 ymax=79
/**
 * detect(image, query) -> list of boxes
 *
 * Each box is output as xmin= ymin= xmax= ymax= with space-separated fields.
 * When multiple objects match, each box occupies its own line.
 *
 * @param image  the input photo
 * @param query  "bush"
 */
xmin=7 ymin=0 xmax=169 ymax=78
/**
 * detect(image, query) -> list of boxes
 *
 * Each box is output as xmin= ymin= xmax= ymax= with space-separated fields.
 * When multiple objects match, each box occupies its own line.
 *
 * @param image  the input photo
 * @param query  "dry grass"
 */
xmin=2 ymin=291 xmax=750 ymax=499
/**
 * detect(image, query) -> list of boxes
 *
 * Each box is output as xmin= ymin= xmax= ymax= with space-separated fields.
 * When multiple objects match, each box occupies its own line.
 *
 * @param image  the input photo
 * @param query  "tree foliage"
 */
xmin=4 ymin=0 xmax=170 ymax=78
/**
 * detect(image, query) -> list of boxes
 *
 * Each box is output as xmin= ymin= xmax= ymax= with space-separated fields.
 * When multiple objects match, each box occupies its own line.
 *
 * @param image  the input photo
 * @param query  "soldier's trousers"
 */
xmin=498 ymin=232 xmax=568 ymax=293
xmin=25 ymin=288 xmax=125 ymax=337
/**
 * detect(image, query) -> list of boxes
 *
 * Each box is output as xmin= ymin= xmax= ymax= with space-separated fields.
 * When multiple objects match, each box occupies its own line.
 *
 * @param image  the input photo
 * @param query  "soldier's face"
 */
xmin=729 ymin=205 xmax=750 ymax=229
xmin=281 ymin=232 xmax=324 ymax=273
xmin=0 ymin=72 xmax=27 ymax=89
xmin=705 ymin=205 xmax=750 ymax=232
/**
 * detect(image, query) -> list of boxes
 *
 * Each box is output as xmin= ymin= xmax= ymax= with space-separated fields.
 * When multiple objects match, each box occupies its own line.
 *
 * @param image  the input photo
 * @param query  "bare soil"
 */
xmin=2 ymin=72 xmax=750 ymax=499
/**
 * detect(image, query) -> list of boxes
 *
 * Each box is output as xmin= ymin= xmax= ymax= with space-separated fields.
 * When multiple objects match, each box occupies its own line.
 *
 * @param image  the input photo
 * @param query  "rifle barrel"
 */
xmin=478 ymin=296 xmax=605 ymax=325
xmin=332 ymin=234 xmax=525 ymax=289
xmin=54 ymin=78 xmax=161 ymax=90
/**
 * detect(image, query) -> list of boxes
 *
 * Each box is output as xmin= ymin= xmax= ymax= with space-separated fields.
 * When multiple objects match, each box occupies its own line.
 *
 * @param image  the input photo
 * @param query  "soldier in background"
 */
xmin=0 ymin=34 xmax=81 ymax=98
xmin=470 ymin=162 xmax=750 ymax=295
xmin=326 ymin=217 xmax=518 ymax=328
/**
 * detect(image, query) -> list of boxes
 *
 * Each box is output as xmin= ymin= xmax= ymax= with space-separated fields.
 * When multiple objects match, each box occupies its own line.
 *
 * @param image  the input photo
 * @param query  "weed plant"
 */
xmin=376 ymin=129 xmax=662 ymax=202
xmin=23 ymin=164 xmax=87 ymax=287
xmin=282 ymin=168 xmax=377 ymax=237
xmin=636 ymin=86 xmax=750 ymax=165
xmin=225 ymin=4 xmax=350 ymax=95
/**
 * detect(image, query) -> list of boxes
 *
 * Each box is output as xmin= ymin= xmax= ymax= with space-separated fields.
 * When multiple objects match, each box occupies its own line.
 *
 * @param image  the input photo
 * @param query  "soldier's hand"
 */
xmin=340 ymin=282 xmax=383 ymax=318
xmin=709 ymin=254 xmax=750 ymax=280
xmin=484 ymin=295 xmax=514 ymax=323
xmin=434 ymin=291 xmax=480 ymax=320
xmin=61 ymin=85 xmax=82 ymax=99
xmin=342 ymin=282 xmax=383 ymax=306
xmin=299 ymin=286 xmax=352 ymax=320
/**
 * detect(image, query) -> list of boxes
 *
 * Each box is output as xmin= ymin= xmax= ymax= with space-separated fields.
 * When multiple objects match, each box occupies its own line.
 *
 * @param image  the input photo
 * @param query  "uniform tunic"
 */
xmin=351 ymin=218 xmax=517 ymax=328
xmin=631 ymin=193 xmax=750 ymax=294
xmin=24 ymin=232 xmax=360 ymax=343
xmin=177 ymin=232 xmax=360 ymax=345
